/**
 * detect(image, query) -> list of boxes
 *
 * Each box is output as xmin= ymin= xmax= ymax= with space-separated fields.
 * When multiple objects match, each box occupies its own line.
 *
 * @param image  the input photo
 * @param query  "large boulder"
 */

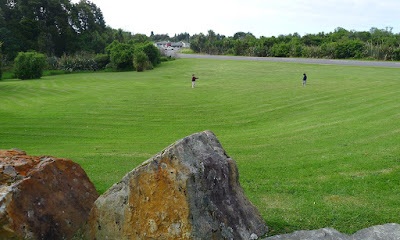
xmin=89 ymin=130 xmax=267 ymax=239
xmin=264 ymin=223 xmax=400 ymax=240
xmin=0 ymin=149 xmax=99 ymax=240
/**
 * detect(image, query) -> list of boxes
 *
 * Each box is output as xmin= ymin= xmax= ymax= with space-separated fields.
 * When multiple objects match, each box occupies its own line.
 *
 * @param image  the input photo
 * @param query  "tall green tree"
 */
xmin=0 ymin=41 xmax=3 ymax=79
xmin=0 ymin=0 xmax=107 ymax=58
xmin=106 ymin=40 xmax=135 ymax=70
xmin=72 ymin=0 xmax=106 ymax=53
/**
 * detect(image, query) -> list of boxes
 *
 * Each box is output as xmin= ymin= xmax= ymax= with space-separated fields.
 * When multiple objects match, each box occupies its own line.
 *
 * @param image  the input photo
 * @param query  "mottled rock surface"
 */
xmin=351 ymin=223 xmax=400 ymax=240
xmin=89 ymin=130 xmax=267 ymax=239
xmin=0 ymin=149 xmax=99 ymax=240
xmin=264 ymin=223 xmax=400 ymax=240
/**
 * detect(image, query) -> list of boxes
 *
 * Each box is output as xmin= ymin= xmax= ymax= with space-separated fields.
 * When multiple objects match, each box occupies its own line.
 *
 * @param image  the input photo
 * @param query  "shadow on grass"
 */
xmin=265 ymin=219 xmax=299 ymax=237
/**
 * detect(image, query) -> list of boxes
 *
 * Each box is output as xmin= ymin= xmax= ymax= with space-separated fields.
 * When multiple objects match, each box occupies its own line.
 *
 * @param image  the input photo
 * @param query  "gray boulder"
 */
xmin=264 ymin=223 xmax=400 ymax=240
xmin=88 ymin=130 xmax=267 ymax=239
xmin=264 ymin=228 xmax=350 ymax=240
xmin=351 ymin=223 xmax=400 ymax=240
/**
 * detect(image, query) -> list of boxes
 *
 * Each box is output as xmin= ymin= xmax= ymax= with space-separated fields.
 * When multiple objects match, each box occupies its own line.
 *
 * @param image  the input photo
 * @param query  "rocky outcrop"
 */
xmin=0 ymin=149 xmax=99 ymax=240
xmin=264 ymin=223 xmax=400 ymax=240
xmin=88 ymin=130 xmax=267 ymax=239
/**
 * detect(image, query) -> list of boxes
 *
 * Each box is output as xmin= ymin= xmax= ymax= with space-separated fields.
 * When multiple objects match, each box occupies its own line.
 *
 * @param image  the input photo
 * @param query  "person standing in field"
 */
xmin=192 ymin=74 xmax=198 ymax=88
xmin=303 ymin=73 xmax=307 ymax=86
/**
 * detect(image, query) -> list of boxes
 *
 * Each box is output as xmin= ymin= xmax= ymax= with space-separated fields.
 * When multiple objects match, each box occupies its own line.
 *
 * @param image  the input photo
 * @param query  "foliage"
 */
xmin=136 ymin=43 xmax=160 ymax=66
xmin=160 ymin=56 xmax=175 ymax=62
xmin=105 ymin=40 xmax=158 ymax=72
xmin=179 ymin=48 xmax=195 ymax=54
xmin=133 ymin=50 xmax=150 ymax=72
xmin=14 ymin=51 xmax=47 ymax=80
xmin=47 ymin=56 xmax=60 ymax=70
xmin=106 ymin=41 xmax=135 ymax=70
xmin=0 ymin=42 xmax=2 ymax=79
xmin=2 ymin=0 xmax=400 ymax=63
xmin=0 ymin=0 xmax=107 ymax=59
xmin=94 ymin=54 xmax=110 ymax=70
xmin=334 ymin=40 xmax=365 ymax=59
xmin=59 ymin=54 xmax=98 ymax=72
xmin=271 ymin=42 xmax=291 ymax=57
xmin=0 ymin=27 xmax=20 ymax=60
xmin=150 ymin=32 xmax=191 ymax=42
xmin=393 ymin=48 xmax=400 ymax=61
xmin=190 ymin=27 xmax=400 ymax=61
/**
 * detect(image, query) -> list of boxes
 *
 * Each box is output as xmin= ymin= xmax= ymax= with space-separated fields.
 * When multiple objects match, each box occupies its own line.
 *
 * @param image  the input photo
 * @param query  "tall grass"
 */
xmin=179 ymin=48 xmax=195 ymax=54
xmin=0 ymin=59 xmax=399 ymax=236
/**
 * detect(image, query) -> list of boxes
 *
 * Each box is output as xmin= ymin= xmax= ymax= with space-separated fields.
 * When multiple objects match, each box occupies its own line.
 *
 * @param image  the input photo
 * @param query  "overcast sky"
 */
xmin=71 ymin=0 xmax=400 ymax=37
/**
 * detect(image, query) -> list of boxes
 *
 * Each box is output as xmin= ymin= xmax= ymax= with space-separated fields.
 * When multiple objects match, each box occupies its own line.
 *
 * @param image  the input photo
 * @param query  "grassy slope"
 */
xmin=0 ymin=59 xmax=399 ymax=235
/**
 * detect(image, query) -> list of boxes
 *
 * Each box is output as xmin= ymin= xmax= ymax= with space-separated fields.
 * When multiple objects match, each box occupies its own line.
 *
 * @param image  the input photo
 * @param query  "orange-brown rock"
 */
xmin=0 ymin=149 xmax=99 ymax=240
xmin=88 ymin=131 xmax=267 ymax=239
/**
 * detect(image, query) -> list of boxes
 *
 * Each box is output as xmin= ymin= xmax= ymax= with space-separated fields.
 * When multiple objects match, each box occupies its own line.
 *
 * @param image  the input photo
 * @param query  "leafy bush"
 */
xmin=141 ymin=43 xmax=160 ymax=66
xmin=94 ymin=54 xmax=110 ymax=70
xmin=47 ymin=56 xmax=60 ymax=70
xmin=334 ymin=40 xmax=365 ymax=59
xmin=271 ymin=42 xmax=290 ymax=57
xmin=160 ymin=56 xmax=175 ymax=62
xmin=321 ymin=42 xmax=337 ymax=59
xmin=106 ymin=41 xmax=135 ymax=70
xmin=59 ymin=54 xmax=97 ymax=72
xmin=392 ymin=48 xmax=400 ymax=61
xmin=133 ymin=50 xmax=150 ymax=72
xmin=290 ymin=43 xmax=303 ymax=57
xmin=301 ymin=46 xmax=323 ymax=58
xmin=14 ymin=51 xmax=47 ymax=80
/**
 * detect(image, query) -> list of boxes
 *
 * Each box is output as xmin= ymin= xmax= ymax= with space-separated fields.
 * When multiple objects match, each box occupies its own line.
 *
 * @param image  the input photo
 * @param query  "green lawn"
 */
xmin=1 ymin=59 xmax=399 ymax=236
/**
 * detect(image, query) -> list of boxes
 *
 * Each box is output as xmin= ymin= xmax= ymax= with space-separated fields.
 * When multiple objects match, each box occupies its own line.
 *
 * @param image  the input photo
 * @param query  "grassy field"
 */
xmin=0 ymin=58 xmax=399 ymax=236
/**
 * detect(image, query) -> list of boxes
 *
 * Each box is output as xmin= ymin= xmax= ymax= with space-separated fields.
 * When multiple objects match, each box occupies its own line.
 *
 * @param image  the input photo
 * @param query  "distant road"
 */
xmin=176 ymin=54 xmax=400 ymax=68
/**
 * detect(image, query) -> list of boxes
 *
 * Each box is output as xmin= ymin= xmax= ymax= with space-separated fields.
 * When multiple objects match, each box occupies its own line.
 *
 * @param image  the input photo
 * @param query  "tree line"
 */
xmin=0 ymin=0 xmax=190 ymax=62
xmin=1 ymin=0 xmax=109 ymax=60
xmin=2 ymin=0 xmax=400 ymax=79
xmin=0 ymin=0 xmax=170 ymax=78
xmin=190 ymin=28 xmax=400 ymax=61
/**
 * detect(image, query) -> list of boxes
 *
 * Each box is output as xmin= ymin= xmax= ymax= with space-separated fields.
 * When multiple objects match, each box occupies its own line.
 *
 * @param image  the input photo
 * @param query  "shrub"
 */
xmin=59 ymin=54 xmax=97 ymax=72
xmin=133 ymin=50 xmax=150 ymax=72
xmin=290 ymin=43 xmax=303 ymax=57
xmin=94 ymin=54 xmax=110 ymax=70
xmin=334 ymin=40 xmax=365 ymax=59
xmin=141 ymin=43 xmax=160 ymax=66
xmin=47 ymin=56 xmax=60 ymax=70
xmin=14 ymin=51 xmax=47 ymax=80
xmin=320 ymin=42 xmax=337 ymax=59
xmin=160 ymin=56 xmax=175 ymax=62
xmin=301 ymin=45 xmax=324 ymax=58
xmin=271 ymin=42 xmax=290 ymax=57
xmin=392 ymin=48 xmax=400 ymax=61
xmin=106 ymin=41 xmax=135 ymax=70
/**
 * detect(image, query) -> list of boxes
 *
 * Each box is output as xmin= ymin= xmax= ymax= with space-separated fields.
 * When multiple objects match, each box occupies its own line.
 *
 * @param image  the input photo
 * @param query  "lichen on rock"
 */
xmin=89 ymin=130 xmax=268 ymax=239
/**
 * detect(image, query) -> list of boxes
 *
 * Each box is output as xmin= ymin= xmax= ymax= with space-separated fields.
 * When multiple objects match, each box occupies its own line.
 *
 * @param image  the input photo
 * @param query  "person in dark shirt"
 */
xmin=303 ymin=73 xmax=307 ymax=86
xmin=192 ymin=74 xmax=199 ymax=88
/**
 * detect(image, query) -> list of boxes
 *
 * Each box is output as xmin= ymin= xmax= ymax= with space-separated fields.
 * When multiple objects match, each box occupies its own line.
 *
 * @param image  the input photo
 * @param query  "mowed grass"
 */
xmin=0 ymin=59 xmax=399 ymax=236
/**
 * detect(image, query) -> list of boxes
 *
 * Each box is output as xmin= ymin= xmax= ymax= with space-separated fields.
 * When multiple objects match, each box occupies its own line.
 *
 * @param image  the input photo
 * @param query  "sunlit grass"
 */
xmin=178 ymin=48 xmax=195 ymax=54
xmin=0 ymin=58 xmax=399 ymax=236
